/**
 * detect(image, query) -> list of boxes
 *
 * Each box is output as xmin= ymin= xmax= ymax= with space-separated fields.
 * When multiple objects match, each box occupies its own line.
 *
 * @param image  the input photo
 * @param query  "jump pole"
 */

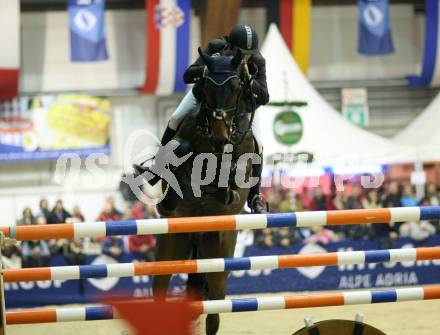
xmin=5 ymin=285 xmax=440 ymax=325
xmin=2 ymin=206 xmax=440 ymax=241
xmin=3 ymin=246 xmax=440 ymax=283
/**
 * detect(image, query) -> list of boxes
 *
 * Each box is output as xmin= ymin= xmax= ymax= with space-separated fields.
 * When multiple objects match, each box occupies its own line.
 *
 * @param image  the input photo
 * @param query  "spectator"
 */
xmin=308 ymin=187 xmax=336 ymax=211
xmin=36 ymin=216 xmax=47 ymax=225
xmin=305 ymin=226 xmax=338 ymax=246
xmin=129 ymin=235 xmax=156 ymax=261
xmin=273 ymin=227 xmax=302 ymax=248
xmin=254 ymin=228 xmax=274 ymax=248
xmin=63 ymin=239 xmax=86 ymax=265
xmin=426 ymin=184 xmax=440 ymax=206
xmin=333 ymin=189 xmax=348 ymax=210
xmin=345 ymin=185 xmax=363 ymax=209
xmin=38 ymin=198 xmax=50 ymax=221
xmin=102 ymin=237 xmax=124 ymax=258
xmin=97 ymin=201 xmax=121 ymax=222
xmin=345 ymin=185 xmax=372 ymax=239
xmin=3 ymin=244 xmax=21 ymax=268
xmin=106 ymin=196 xmax=123 ymax=217
xmin=71 ymin=205 xmax=85 ymax=223
xmin=48 ymin=238 xmax=69 ymax=256
xmin=362 ymin=189 xmax=381 ymax=209
xmin=17 ymin=207 xmax=36 ymax=226
xmin=48 ymin=199 xmax=72 ymax=224
xmin=132 ymin=201 xmax=159 ymax=220
xmin=382 ymin=181 xmax=402 ymax=208
xmin=21 ymin=240 xmax=50 ymax=268
xmin=401 ymin=184 xmax=418 ymax=207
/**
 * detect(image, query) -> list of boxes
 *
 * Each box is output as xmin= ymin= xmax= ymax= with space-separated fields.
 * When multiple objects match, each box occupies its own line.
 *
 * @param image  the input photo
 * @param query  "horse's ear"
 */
xmin=198 ymin=47 xmax=214 ymax=66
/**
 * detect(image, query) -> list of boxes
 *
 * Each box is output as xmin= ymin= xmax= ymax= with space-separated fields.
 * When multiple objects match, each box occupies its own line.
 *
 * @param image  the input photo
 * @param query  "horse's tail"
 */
xmin=186 ymin=243 xmax=207 ymax=299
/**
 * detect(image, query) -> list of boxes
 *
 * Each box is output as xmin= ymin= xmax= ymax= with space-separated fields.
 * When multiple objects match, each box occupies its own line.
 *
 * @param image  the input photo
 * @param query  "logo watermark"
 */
xmin=53 ymin=129 xmax=386 ymax=205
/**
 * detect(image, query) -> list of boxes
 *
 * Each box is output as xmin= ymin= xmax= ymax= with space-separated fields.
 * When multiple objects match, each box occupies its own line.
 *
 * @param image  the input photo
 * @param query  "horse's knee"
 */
xmin=152 ymin=275 xmax=171 ymax=299
xmin=205 ymin=314 xmax=220 ymax=335
xmin=187 ymin=273 xmax=206 ymax=299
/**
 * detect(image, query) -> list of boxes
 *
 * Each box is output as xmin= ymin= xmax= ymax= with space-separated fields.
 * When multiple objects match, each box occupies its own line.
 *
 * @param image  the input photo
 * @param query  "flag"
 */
xmin=408 ymin=0 xmax=440 ymax=86
xmin=106 ymin=298 xmax=194 ymax=335
xmin=68 ymin=0 xmax=109 ymax=62
xmin=0 ymin=0 xmax=20 ymax=100
xmin=139 ymin=0 xmax=192 ymax=95
xmin=358 ymin=0 xmax=395 ymax=55
xmin=266 ymin=0 xmax=311 ymax=74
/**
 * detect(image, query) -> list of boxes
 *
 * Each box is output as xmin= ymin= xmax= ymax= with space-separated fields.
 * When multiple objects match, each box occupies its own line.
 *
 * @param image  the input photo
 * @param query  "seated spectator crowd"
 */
xmin=4 ymin=182 xmax=440 ymax=269
xmin=254 ymin=181 xmax=440 ymax=249
xmin=4 ymin=197 xmax=157 ymax=269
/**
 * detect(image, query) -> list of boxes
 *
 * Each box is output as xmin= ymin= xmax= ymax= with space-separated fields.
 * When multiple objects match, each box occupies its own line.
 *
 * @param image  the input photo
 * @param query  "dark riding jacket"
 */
xmin=183 ymin=36 xmax=270 ymax=107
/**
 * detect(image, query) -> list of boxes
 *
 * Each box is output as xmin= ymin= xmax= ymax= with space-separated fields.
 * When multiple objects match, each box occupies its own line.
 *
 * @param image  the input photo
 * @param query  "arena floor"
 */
xmin=6 ymin=295 xmax=440 ymax=335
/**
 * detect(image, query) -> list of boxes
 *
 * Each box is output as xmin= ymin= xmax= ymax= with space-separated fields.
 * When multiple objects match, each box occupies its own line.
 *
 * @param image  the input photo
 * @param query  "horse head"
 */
xmin=198 ymin=48 xmax=246 ymax=150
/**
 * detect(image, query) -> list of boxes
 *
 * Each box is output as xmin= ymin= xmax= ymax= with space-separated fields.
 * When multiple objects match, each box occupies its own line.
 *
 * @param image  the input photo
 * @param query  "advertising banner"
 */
xmin=5 ymin=235 xmax=440 ymax=308
xmin=0 ymin=95 xmax=110 ymax=162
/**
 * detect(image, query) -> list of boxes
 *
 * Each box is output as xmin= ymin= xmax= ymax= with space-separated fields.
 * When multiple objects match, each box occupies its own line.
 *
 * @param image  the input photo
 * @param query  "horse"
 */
xmin=151 ymin=50 xmax=257 ymax=335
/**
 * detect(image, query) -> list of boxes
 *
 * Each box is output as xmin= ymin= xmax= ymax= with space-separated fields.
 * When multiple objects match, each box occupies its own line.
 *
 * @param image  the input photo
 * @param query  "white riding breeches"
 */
xmin=168 ymin=89 xmax=263 ymax=154
xmin=168 ymin=90 xmax=199 ymax=130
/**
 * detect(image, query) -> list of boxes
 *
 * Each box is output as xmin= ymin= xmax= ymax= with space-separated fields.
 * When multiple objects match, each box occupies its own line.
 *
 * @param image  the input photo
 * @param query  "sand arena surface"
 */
xmin=6 ymin=294 xmax=440 ymax=335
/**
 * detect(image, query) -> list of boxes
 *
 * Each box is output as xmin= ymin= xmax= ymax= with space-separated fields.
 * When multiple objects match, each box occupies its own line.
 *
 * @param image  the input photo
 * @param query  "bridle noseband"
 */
xmin=201 ymin=75 xmax=246 ymax=147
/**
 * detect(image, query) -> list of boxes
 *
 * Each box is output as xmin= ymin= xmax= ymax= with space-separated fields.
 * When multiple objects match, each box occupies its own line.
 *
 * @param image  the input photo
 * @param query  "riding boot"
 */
xmin=133 ymin=125 xmax=177 ymax=186
xmin=247 ymin=153 xmax=267 ymax=213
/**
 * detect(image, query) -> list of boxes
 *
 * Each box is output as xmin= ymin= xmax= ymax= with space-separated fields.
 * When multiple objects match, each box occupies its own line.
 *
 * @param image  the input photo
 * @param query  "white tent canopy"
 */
xmin=256 ymin=25 xmax=416 ymax=168
xmin=394 ymin=93 xmax=440 ymax=162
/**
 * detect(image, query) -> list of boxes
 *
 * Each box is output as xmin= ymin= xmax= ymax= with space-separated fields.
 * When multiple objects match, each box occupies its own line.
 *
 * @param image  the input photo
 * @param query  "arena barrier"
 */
xmin=2 ymin=206 xmax=440 ymax=331
xmin=5 ymin=285 xmax=440 ymax=325
xmin=2 ymin=206 xmax=440 ymax=241
xmin=4 ymin=246 xmax=440 ymax=283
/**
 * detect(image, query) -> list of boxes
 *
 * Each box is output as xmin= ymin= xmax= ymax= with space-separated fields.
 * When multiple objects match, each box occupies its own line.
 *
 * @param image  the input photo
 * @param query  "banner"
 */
xmin=266 ymin=0 xmax=311 ymax=74
xmin=408 ymin=0 xmax=440 ymax=86
xmin=0 ymin=0 xmax=20 ymax=100
xmin=68 ymin=0 xmax=109 ymax=62
xmin=358 ymin=0 xmax=395 ymax=55
xmin=139 ymin=0 xmax=192 ymax=95
xmin=5 ymin=235 xmax=440 ymax=308
xmin=0 ymin=95 xmax=110 ymax=162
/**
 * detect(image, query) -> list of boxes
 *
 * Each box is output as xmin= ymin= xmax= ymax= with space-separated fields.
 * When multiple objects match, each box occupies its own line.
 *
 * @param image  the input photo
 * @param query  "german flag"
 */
xmin=266 ymin=0 xmax=312 ymax=74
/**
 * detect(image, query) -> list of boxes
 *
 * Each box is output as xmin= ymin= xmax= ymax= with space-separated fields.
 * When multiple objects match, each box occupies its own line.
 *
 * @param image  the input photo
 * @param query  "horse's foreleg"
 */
xmin=152 ymin=234 xmax=193 ymax=300
xmin=152 ymin=274 xmax=172 ymax=300
xmin=199 ymin=232 xmax=237 ymax=335
xmin=204 ymin=272 xmax=229 ymax=335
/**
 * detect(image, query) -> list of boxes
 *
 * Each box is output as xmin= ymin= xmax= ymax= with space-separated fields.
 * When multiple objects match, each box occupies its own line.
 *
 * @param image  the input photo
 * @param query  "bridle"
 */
xmin=199 ymin=70 xmax=256 ymax=151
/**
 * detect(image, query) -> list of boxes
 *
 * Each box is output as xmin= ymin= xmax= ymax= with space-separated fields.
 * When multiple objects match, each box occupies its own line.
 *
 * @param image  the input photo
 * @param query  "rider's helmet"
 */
xmin=228 ymin=25 xmax=259 ymax=55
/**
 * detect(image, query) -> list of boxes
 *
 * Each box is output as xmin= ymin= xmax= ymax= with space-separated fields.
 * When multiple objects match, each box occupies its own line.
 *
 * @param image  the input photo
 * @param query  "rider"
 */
xmin=148 ymin=25 xmax=269 ymax=214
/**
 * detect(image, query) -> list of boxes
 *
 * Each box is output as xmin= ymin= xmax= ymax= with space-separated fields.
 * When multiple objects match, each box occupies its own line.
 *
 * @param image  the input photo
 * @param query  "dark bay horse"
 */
xmin=153 ymin=51 xmax=257 ymax=335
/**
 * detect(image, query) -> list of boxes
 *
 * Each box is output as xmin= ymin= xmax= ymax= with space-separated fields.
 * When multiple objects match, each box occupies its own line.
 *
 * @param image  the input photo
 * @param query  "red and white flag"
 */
xmin=139 ymin=0 xmax=192 ymax=95
xmin=0 ymin=0 xmax=20 ymax=100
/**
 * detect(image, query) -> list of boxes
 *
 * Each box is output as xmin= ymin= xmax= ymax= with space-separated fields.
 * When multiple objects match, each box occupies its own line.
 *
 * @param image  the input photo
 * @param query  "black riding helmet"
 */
xmin=228 ymin=25 xmax=259 ymax=55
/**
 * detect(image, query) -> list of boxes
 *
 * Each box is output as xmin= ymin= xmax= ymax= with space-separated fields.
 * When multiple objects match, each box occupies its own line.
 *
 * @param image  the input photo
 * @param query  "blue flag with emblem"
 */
xmin=68 ymin=0 xmax=109 ymax=62
xmin=408 ymin=0 xmax=440 ymax=86
xmin=358 ymin=0 xmax=394 ymax=55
